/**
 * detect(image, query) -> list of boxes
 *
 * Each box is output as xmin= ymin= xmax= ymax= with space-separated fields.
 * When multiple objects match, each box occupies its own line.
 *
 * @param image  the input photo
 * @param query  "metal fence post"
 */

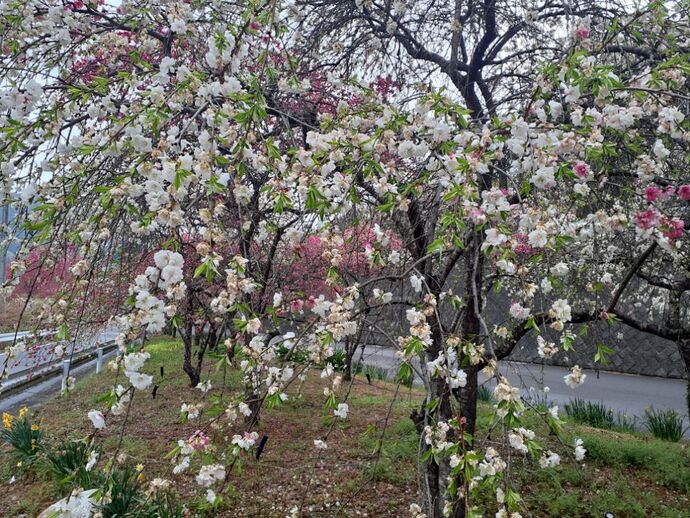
xmin=60 ymin=359 xmax=70 ymax=394
xmin=96 ymin=344 xmax=103 ymax=373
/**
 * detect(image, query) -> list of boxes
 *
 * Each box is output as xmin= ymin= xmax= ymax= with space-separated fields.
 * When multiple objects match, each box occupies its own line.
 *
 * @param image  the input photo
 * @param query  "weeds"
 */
xmin=642 ymin=407 xmax=687 ymax=442
xmin=99 ymin=464 xmax=139 ymax=517
xmin=43 ymin=439 xmax=101 ymax=492
xmin=354 ymin=362 xmax=389 ymax=381
xmin=582 ymin=432 xmax=690 ymax=491
xmin=563 ymin=399 xmax=636 ymax=432
xmin=477 ymin=385 xmax=494 ymax=403
xmin=364 ymin=364 xmax=389 ymax=381
xmin=1 ymin=408 xmax=44 ymax=464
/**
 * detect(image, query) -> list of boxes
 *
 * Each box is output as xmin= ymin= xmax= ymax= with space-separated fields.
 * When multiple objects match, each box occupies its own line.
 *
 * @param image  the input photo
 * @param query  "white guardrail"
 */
xmin=0 ymin=328 xmax=119 ymax=395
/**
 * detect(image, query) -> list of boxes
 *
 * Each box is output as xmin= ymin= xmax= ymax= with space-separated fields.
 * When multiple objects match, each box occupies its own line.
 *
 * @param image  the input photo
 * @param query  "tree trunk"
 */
xmin=343 ymin=337 xmax=354 ymax=382
xmin=344 ymin=310 xmax=370 ymax=381
xmin=244 ymin=366 xmax=262 ymax=425
xmin=183 ymin=346 xmax=200 ymax=387
xmin=446 ymin=232 xmax=484 ymax=518
xmin=420 ymin=309 xmax=457 ymax=518
xmin=207 ymin=328 xmax=218 ymax=351
xmin=182 ymin=322 xmax=201 ymax=387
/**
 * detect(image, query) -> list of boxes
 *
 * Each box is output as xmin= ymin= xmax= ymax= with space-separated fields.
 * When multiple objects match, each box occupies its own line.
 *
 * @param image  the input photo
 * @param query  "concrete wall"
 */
xmin=508 ymin=320 xmax=688 ymax=379
xmin=364 ymin=288 xmax=689 ymax=380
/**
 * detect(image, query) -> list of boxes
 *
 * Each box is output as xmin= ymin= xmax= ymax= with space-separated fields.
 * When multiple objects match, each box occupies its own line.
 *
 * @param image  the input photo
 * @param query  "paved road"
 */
xmin=0 ymin=348 xmax=118 ymax=415
xmin=487 ymin=360 xmax=688 ymax=419
xmin=0 ymin=327 xmax=119 ymax=414
xmin=348 ymin=343 xmax=688 ymax=422
xmin=4 ymin=336 xmax=687 ymax=430
xmin=0 ymin=328 xmax=117 ymax=382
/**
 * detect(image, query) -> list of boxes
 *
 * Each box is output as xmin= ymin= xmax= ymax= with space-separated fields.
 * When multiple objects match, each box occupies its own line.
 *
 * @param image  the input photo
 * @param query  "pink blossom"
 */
xmin=371 ymin=75 xmax=400 ymax=100
xmin=290 ymin=299 xmax=304 ymax=313
xmin=573 ymin=25 xmax=590 ymax=40
xmin=573 ymin=161 xmax=589 ymax=178
xmin=661 ymin=217 xmax=684 ymax=240
xmin=645 ymin=186 xmax=662 ymax=203
xmin=189 ymin=431 xmax=210 ymax=450
xmin=678 ymin=184 xmax=690 ymax=201
xmin=635 ymin=209 xmax=658 ymax=230
xmin=512 ymin=233 xmax=534 ymax=257
xmin=470 ymin=207 xmax=486 ymax=223
xmin=662 ymin=186 xmax=676 ymax=199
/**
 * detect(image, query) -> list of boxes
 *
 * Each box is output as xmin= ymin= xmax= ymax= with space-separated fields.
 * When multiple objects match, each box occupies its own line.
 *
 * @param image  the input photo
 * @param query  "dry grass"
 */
xmin=0 ymin=336 xmax=422 ymax=517
xmin=1 ymin=336 xmax=689 ymax=517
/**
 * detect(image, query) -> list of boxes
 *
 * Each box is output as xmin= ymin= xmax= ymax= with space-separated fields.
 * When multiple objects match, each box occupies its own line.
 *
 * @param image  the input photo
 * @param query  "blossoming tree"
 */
xmin=1 ymin=1 xmax=688 ymax=517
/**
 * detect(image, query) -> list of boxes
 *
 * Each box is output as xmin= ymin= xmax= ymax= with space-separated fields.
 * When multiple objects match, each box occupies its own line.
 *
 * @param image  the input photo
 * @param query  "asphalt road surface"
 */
xmin=3 ymin=338 xmax=687 ymax=431
xmin=0 ymin=348 xmax=118 ymax=415
xmin=0 ymin=328 xmax=119 ymax=414
xmin=348 ymin=343 xmax=688 ymax=422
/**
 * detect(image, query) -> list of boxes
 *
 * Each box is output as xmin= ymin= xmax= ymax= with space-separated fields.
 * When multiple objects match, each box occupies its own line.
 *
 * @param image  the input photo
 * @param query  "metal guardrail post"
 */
xmin=60 ymin=359 xmax=70 ymax=394
xmin=96 ymin=344 xmax=103 ymax=373
xmin=0 ymin=334 xmax=118 ymax=398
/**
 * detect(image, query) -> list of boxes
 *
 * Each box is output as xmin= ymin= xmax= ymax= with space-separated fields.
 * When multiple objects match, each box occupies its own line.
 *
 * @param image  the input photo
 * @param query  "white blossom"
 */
xmin=87 ymin=410 xmax=105 ymax=430
xmin=564 ymin=365 xmax=586 ymax=388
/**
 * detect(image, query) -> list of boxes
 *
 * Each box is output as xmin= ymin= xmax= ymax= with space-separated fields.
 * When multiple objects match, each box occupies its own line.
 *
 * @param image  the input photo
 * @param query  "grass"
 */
xmin=643 ymin=407 xmax=687 ymax=442
xmin=582 ymin=430 xmax=690 ymax=492
xmin=362 ymin=419 xmax=418 ymax=485
xmin=1 ymin=336 xmax=689 ymax=517
xmin=477 ymin=384 xmax=494 ymax=403
xmin=563 ymin=398 xmax=636 ymax=432
xmin=354 ymin=362 xmax=390 ymax=382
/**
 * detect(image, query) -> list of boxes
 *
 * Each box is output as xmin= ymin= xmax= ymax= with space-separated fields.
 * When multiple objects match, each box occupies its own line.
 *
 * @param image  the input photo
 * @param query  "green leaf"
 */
xmin=594 ymin=343 xmax=615 ymax=365
xmin=56 ymin=323 xmax=70 ymax=341
xmin=506 ymin=489 xmax=522 ymax=511
xmin=426 ymin=238 xmax=445 ymax=255
xmin=395 ymin=362 xmax=413 ymax=386
xmin=265 ymin=137 xmax=281 ymax=160
xmin=306 ymin=184 xmax=329 ymax=216
xmin=174 ymin=168 xmax=191 ymax=189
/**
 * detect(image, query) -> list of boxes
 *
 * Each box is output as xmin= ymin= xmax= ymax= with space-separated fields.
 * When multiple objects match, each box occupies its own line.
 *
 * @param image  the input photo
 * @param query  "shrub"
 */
xmin=364 ymin=363 xmax=389 ymax=381
xmin=563 ymin=399 xmax=635 ymax=432
xmin=44 ymin=439 xmax=101 ymax=492
xmin=275 ymin=344 xmax=309 ymax=364
xmin=96 ymin=465 xmax=184 ymax=518
xmin=642 ymin=407 xmax=686 ymax=442
xmin=477 ymin=385 xmax=494 ymax=403
xmin=142 ymin=492 xmax=185 ymax=518
xmin=326 ymin=349 xmax=346 ymax=370
xmin=1 ymin=408 xmax=44 ymax=463
xmin=99 ymin=464 xmax=146 ymax=518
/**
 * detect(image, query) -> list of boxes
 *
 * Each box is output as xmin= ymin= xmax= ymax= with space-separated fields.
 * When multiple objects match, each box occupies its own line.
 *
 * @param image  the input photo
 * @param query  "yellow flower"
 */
xmin=31 ymin=424 xmax=39 ymax=431
xmin=2 ymin=412 xmax=13 ymax=430
xmin=136 ymin=463 xmax=144 ymax=472
xmin=18 ymin=407 xmax=28 ymax=419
